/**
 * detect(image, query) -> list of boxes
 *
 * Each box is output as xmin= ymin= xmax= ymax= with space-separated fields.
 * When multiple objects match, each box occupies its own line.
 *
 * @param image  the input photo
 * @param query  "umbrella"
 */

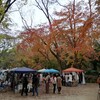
xmin=38 ymin=68 xmax=46 ymax=73
xmin=38 ymin=69 xmax=49 ymax=73
xmin=38 ymin=68 xmax=59 ymax=73
xmin=10 ymin=67 xmax=18 ymax=71
xmin=42 ymin=69 xmax=50 ymax=73
xmin=63 ymin=67 xmax=83 ymax=73
xmin=11 ymin=67 xmax=36 ymax=73
xmin=48 ymin=69 xmax=59 ymax=73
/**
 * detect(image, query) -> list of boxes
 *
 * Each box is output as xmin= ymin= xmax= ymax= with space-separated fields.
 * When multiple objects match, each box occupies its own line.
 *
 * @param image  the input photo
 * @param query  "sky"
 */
xmin=9 ymin=0 xmax=88 ymax=35
xmin=9 ymin=0 xmax=68 ymax=34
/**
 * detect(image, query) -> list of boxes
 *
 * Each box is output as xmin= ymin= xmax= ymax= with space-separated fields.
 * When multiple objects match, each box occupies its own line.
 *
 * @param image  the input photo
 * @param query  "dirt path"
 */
xmin=0 ymin=83 xmax=98 ymax=100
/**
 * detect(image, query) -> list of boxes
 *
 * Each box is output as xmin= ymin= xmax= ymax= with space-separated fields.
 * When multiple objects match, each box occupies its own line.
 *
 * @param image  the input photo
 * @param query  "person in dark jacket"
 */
xmin=32 ymin=74 xmax=39 ymax=96
xmin=21 ymin=74 xmax=28 ymax=96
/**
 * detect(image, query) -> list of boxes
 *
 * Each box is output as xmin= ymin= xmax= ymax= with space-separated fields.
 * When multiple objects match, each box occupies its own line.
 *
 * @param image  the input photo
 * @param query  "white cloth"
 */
xmin=82 ymin=72 xmax=86 ymax=84
xmin=51 ymin=77 xmax=57 ymax=84
xmin=40 ymin=74 xmax=43 ymax=82
xmin=18 ymin=83 xmax=32 ymax=92
xmin=68 ymin=74 xmax=72 ymax=82
xmin=27 ymin=83 xmax=32 ymax=92
xmin=65 ymin=74 xmax=69 ymax=82
xmin=45 ymin=75 xmax=50 ymax=83
xmin=74 ymin=73 xmax=79 ymax=81
xmin=18 ymin=84 xmax=22 ymax=91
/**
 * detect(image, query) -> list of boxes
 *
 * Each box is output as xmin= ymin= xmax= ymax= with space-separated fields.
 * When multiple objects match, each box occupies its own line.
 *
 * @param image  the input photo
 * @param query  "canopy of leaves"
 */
xmin=14 ymin=0 xmax=100 ymax=71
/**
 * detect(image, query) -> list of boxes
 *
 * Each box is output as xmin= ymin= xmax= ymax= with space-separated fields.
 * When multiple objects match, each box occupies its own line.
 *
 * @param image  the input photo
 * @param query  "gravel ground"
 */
xmin=0 ymin=83 xmax=99 ymax=100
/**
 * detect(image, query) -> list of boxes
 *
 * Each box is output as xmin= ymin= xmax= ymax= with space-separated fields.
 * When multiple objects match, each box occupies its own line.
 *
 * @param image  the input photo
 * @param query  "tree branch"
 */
xmin=0 ymin=0 xmax=17 ymax=23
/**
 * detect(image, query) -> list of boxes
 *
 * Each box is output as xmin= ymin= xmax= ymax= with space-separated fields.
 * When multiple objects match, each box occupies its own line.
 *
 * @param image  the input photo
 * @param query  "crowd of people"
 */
xmin=18 ymin=71 xmax=86 ymax=96
xmin=0 ymin=70 xmax=86 ymax=96
xmin=20 ymin=73 xmax=62 ymax=96
xmin=62 ymin=72 xmax=85 ymax=87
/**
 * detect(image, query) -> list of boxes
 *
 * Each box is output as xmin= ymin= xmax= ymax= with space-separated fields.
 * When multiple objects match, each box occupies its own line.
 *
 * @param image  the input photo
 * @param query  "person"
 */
xmin=21 ymin=74 xmax=28 ymax=96
xmin=67 ymin=73 xmax=72 ymax=87
xmin=51 ymin=74 xmax=57 ymax=93
xmin=81 ymin=72 xmax=86 ymax=85
xmin=97 ymin=74 xmax=100 ymax=88
xmin=61 ymin=75 xmax=65 ymax=86
xmin=45 ymin=73 xmax=50 ymax=93
xmin=32 ymin=74 xmax=39 ymax=96
xmin=79 ymin=72 xmax=83 ymax=84
xmin=72 ymin=75 xmax=78 ymax=87
xmin=74 ymin=72 xmax=79 ymax=86
xmin=57 ymin=74 xmax=62 ymax=94
xmin=65 ymin=73 xmax=69 ymax=87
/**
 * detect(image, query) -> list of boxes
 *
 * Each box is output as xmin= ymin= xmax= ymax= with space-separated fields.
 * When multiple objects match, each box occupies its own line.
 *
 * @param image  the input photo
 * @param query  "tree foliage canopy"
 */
xmin=17 ymin=0 xmax=100 ymax=71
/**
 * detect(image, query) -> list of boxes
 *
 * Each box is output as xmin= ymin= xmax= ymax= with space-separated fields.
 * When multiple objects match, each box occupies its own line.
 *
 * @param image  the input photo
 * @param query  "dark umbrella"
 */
xmin=11 ymin=67 xmax=37 ymax=73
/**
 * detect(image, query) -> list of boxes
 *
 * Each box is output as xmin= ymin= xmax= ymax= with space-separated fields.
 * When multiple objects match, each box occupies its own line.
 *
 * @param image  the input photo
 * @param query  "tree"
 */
xmin=34 ymin=0 xmax=57 ymax=28
xmin=0 ymin=0 xmax=17 ymax=23
xmin=33 ymin=0 xmax=67 ymax=71
xmin=0 ymin=34 xmax=19 ymax=68
xmin=17 ymin=0 xmax=100 ymax=71
xmin=17 ymin=27 xmax=54 ymax=68
xmin=51 ymin=0 xmax=99 ymax=68
xmin=95 ymin=0 xmax=100 ymax=13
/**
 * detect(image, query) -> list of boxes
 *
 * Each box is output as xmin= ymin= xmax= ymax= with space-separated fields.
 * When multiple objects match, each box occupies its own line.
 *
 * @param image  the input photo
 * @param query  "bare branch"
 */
xmin=0 ymin=0 xmax=17 ymax=23
xmin=16 ymin=5 xmax=30 ymax=30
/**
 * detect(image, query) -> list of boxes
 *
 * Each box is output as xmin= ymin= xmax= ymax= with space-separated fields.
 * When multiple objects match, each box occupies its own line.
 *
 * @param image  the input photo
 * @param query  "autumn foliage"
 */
xmin=17 ymin=1 xmax=100 ymax=71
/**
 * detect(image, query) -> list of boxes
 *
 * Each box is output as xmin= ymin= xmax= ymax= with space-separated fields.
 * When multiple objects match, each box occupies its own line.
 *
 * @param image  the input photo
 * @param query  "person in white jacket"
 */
xmin=68 ymin=73 xmax=72 ymax=87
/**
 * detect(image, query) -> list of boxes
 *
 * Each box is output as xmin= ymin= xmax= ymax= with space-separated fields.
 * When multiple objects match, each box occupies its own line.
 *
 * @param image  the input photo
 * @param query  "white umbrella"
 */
xmin=38 ymin=68 xmax=46 ymax=73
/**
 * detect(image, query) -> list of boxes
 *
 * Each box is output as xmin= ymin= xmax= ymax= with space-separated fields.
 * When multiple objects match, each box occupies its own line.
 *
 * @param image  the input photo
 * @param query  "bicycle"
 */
xmin=97 ymin=88 xmax=100 ymax=100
